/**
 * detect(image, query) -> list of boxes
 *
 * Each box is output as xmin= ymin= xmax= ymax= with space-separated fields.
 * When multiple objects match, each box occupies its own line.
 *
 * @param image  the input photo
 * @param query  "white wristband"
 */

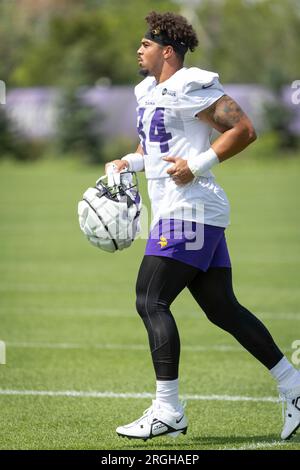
xmin=187 ymin=148 xmax=219 ymax=177
xmin=121 ymin=153 xmax=144 ymax=172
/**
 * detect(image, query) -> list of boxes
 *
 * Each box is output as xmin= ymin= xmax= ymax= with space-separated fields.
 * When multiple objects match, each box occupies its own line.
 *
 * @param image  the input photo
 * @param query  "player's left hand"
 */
xmin=163 ymin=157 xmax=194 ymax=185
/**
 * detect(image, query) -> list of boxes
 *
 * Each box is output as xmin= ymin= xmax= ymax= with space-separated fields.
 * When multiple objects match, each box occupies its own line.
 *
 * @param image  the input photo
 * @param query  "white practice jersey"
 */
xmin=134 ymin=66 xmax=230 ymax=228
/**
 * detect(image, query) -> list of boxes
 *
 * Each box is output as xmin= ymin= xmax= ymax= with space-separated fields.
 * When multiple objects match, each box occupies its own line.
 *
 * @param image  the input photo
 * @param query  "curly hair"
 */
xmin=145 ymin=11 xmax=199 ymax=53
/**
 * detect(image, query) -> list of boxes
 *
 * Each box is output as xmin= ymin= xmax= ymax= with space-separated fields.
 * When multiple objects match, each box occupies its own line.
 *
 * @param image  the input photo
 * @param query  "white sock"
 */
xmin=270 ymin=356 xmax=300 ymax=391
xmin=156 ymin=379 xmax=180 ymax=412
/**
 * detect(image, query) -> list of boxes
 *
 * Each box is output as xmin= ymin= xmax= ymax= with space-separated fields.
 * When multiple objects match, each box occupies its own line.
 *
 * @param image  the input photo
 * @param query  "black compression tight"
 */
xmin=135 ymin=255 xmax=284 ymax=380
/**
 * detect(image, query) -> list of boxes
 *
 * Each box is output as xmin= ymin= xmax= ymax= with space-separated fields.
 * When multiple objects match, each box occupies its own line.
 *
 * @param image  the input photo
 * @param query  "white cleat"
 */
xmin=280 ymin=384 xmax=300 ymax=440
xmin=116 ymin=400 xmax=188 ymax=441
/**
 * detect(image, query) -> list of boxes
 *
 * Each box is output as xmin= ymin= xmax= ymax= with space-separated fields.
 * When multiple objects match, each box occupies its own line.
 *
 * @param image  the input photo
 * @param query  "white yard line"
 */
xmin=223 ymin=440 xmax=287 ymax=450
xmin=0 ymin=389 xmax=280 ymax=403
xmin=6 ymin=341 xmax=148 ymax=351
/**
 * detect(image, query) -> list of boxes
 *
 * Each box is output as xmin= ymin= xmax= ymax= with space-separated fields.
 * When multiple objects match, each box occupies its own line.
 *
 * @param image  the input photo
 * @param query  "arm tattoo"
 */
xmin=207 ymin=95 xmax=245 ymax=131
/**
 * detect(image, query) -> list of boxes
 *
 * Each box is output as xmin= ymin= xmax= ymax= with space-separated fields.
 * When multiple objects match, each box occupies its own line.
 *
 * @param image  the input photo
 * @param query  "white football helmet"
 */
xmin=78 ymin=167 xmax=142 ymax=253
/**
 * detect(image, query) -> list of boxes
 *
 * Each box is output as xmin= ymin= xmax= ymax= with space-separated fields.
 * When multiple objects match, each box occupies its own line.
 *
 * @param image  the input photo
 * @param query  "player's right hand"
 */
xmin=105 ymin=160 xmax=129 ymax=174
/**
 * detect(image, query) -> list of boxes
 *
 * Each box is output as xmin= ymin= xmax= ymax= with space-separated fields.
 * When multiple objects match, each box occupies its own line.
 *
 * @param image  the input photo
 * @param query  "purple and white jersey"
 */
xmin=134 ymin=67 xmax=230 ymax=228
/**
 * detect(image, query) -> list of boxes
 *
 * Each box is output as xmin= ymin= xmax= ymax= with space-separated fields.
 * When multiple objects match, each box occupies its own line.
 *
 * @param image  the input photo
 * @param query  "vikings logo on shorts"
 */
xmin=158 ymin=236 xmax=168 ymax=248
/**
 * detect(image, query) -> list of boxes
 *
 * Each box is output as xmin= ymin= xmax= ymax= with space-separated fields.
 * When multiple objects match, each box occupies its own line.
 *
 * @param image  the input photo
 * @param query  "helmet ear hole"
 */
xmin=78 ymin=171 xmax=142 ymax=252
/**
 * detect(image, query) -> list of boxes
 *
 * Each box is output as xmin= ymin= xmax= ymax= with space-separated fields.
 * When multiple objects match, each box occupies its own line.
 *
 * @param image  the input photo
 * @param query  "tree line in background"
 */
xmin=0 ymin=0 xmax=299 ymax=162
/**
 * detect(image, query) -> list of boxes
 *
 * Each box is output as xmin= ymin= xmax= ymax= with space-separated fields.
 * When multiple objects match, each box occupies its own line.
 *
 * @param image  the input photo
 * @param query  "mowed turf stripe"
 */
xmin=0 ymin=389 xmax=279 ymax=402
xmin=5 ymin=341 xmax=291 ymax=353
xmin=1 ymin=307 xmax=299 ymax=320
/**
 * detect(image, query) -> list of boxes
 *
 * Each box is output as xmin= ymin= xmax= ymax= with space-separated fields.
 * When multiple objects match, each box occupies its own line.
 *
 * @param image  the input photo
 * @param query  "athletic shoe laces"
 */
xmin=133 ymin=401 xmax=156 ymax=426
xmin=138 ymin=399 xmax=186 ymax=424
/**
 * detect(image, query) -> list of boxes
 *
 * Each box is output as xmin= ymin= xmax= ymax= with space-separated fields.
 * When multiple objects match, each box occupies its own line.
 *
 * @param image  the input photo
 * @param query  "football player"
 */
xmin=106 ymin=11 xmax=300 ymax=441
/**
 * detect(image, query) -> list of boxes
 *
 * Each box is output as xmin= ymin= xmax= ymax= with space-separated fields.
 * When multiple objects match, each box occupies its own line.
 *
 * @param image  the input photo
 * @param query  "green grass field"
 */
xmin=0 ymin=151 xmax=300 ymax=450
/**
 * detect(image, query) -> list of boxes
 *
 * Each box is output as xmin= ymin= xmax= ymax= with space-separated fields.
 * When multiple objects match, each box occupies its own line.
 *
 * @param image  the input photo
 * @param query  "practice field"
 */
xmin=0 ymin=151 xmax=300 ymax=450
